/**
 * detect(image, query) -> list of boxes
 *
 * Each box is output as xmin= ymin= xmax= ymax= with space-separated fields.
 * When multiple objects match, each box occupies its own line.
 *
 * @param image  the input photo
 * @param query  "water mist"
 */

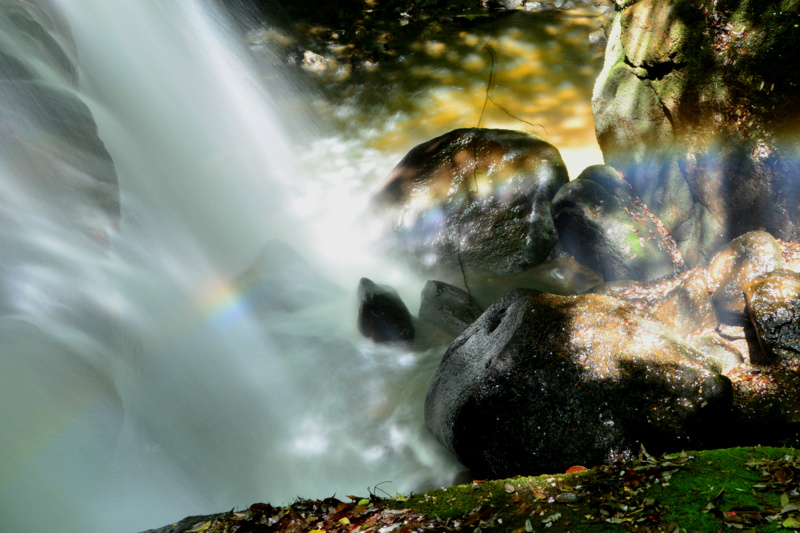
xmin=0 ymin=1 xmax=460 ymax=532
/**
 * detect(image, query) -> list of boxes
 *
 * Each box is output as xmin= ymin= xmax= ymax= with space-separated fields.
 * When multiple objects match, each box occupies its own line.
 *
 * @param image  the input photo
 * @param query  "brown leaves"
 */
xmin=698 ymin=451 xmax=800 ymax=528
xmin=579 ymin=446 xmax=690 ymax=530
xmin=181 ymin=495 xmax=500 ymax=533
xmin=747 ymin=452 xmax=800 ymax=493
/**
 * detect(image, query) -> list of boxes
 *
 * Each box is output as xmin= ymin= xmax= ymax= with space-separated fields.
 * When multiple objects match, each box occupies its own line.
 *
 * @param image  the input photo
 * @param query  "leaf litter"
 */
xmin=150 ymin=446 xmax=800 ymax=533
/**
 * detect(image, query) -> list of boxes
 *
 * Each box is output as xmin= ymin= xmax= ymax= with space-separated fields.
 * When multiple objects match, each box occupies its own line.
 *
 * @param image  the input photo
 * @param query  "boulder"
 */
xmin=551 ymin=164 xmax=682 ymax=282
xmin=590 ymin=268 xmax=743 ymax=373
xmin=745 ymin=270 xmax=800 ymax=361
xmin=707 ymin=231 xmax=785 ymax=321
xmin=728 ymin=361 xmax=800 ymax=444
xmin=588 ymin=232 xmax=800 ymax=367
xmin=357 ymin=278 xmax=414 ymax=343
xmin=418 ymin=280 xmax=482 ymax=340
xmin=425 ymin=289 xmax=732 ymax=477
xmin=593 ymin=0 xmax=800 ymax=266
xmin=371 ymin=128 xmax=568 ymax=277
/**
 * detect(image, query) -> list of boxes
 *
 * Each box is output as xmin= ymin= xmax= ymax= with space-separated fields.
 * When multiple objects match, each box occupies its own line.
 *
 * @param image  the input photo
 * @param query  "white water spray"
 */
xmin=0 ymin=1 xmax=460 ymax=532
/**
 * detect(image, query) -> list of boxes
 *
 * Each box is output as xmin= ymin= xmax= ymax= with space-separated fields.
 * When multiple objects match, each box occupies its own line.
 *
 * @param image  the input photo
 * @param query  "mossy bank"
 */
xmin=143 ymin=446 xmax=800 ymax=532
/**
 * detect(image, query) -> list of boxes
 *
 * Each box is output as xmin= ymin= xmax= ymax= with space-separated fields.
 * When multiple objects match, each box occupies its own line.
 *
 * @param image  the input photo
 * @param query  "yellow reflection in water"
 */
xmin=294 ymin=7 xmax=609 ymax=178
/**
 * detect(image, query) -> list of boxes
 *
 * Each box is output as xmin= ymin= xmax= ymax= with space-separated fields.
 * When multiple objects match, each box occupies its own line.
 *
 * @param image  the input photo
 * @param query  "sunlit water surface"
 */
xmin=0 ymin=1 xmax=605 ymax=532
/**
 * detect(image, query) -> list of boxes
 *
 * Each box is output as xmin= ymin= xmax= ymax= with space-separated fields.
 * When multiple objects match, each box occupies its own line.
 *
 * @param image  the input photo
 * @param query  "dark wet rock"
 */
xmin=551 ymin=164 xmax=681 ymax=282
xmin=745 ymin=270 xmax=800 ymax=361
xmin=729 ymin=361 xmax=800 ymax=445
xmin=424 ymin=289 xmax=732 ymax=477
xmin=418 ymin=280 xmax=482 ymax=339
xmin=371 ymin=128 xmax=568 ymax=277
xmin=707 ymin=231 xmax=785 ymax=322
xmin=593 ymin=0 xmax=800 ymax=266
xmin=236 ymin=240 xmax=344 ymax=313
xmin=357 ymin=278 xmax=414 ymax=343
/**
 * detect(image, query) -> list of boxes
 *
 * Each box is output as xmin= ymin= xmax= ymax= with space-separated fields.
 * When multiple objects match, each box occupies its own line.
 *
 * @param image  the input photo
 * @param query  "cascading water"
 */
xmin=0 ymin=1 xmax=462 ymax=532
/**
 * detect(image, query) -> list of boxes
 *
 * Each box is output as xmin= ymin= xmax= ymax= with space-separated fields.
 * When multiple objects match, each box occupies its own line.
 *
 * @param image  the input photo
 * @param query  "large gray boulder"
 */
xmin=371 ymin=128 xmax=568 ymax=277
xmin=425 ymin=289 xmax=732 ymax=477
xmin=593 ymin=0 xmax=800 ymax=266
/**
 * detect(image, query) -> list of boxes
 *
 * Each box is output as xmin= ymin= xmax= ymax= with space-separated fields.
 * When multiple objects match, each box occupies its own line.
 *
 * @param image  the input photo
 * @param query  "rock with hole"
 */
xmin=425 ymin=288 xmax=732 ymax=476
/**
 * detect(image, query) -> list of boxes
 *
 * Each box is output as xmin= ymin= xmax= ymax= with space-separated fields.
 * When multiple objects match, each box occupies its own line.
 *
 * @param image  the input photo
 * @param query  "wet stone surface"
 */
xmin=551 ymin=164 xmax=680 ymax=282
xmin=707 ymin=231 xmax=786 ymax=321
xmin=371 ymin=128 xmax=568 ymax=277
xmin=424 ymin=288 xmax=732 ymax=477
xmin=357 ymin=277 xmax=415 ymax=343
xmin=728 ymin=360 xmax=800 ymax=443
xmin=745 ymin=270 xmax=800 ymax=361
xmin=418 ymin=279 xmax=483 ymax=340
xmin=651 ymin=267 xmax=717 ymax=337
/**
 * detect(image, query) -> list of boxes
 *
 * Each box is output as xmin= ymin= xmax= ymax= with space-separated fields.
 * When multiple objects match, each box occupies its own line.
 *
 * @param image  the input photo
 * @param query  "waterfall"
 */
xmin=0 ymin=1 xmax=460 ymax=532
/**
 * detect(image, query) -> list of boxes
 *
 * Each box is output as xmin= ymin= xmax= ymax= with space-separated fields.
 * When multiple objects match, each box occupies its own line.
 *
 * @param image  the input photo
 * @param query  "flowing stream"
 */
xmin=0 ymin=1 xmax=605 ymax=531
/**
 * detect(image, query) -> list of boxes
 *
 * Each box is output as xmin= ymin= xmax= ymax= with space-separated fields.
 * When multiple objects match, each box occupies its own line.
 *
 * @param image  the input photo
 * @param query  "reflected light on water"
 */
xmin=340 ymin=8 xmax=604 ymax=177
xmin=255 ymin=5 xmax=611 ymax=278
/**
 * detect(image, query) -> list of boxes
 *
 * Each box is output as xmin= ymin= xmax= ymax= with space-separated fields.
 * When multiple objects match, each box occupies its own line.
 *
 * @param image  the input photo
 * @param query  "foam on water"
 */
xmin=0 ymin=1 xmax=460 ymax=532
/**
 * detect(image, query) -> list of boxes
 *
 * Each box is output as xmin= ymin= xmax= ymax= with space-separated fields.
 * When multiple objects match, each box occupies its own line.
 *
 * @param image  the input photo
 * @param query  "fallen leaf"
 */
xmin=566 ymin=465 xmax=588 ymax=474
xmin=187 ymin=521 xmax=212 ymax=533
xmin=784 ymin=516 xmax=800 ymax=528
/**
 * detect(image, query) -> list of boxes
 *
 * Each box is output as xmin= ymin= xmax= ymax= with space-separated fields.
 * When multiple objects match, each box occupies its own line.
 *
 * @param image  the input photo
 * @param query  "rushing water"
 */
xmin=0 ymin=1 xmax=605 ymax=532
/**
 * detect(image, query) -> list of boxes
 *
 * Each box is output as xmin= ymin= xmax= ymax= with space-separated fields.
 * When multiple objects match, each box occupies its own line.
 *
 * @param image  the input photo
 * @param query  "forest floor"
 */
xmin=144 ymin=446 xmax=800 ymax=532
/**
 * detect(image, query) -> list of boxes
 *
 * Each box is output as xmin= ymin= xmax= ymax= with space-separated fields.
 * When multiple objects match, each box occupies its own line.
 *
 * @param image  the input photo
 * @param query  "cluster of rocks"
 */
xmin=353 ymin=0 xmax=800 ymax=480
xmin=592 ymin=0 xmax=800 ymax=266
xmin=362 ymin=121 xmax=800 ymax=477
xmin=357 ymin=277 xmax=483 ymax=345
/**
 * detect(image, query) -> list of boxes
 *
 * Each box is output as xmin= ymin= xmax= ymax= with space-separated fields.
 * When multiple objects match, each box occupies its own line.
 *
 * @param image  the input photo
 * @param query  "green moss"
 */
xmin=625 ymin=232 xmax=644 ymax=255
xmin=150 ymin=447 xmax=800 ymax=532
xmin=387 ymin=447 xmax=800 ymax=532
xmin=649 ymin=447 xmax=794 ymax=531
xmin=398 ymin=480 xmax=513 ymax=519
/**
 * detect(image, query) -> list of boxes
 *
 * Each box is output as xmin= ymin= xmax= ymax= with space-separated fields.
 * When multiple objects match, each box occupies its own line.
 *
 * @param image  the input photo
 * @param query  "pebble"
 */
xmin=555 ymin=492 xmax=579 ymax=503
